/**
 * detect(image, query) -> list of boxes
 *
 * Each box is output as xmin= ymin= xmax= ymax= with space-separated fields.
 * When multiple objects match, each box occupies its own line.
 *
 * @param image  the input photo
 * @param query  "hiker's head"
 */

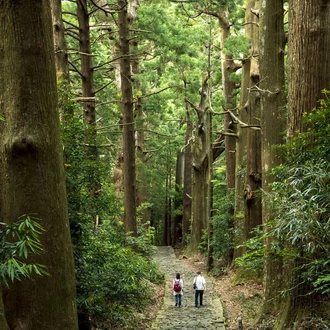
xmin=176 ymin=273 xmax=180 ymax=279
xmin=197 ymin=271 xmax=201 ymax=275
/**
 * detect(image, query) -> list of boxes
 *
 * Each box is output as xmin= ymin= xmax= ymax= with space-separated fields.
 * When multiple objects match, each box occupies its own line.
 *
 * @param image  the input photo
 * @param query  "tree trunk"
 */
xmin=233 ymin=0 xmax=254 ymax=260
xmin=0 ymin=7 xmax=8 ymax=329
xmin=132 ymin=40 xmax=149 ymax=225
xmin=173 ymin=151 xmax=184 ymax=246
xmin=244 ymin=0 xmax=262 ymax=247
xmin=77 ymin=0 xmax=101 ymax=217
xmin=187 ymin=75 xmax=211 ymax=253
xmin=259 ymin=0 xmax=286 ymax=316
xmin=0 ymin=1 xmax=78 ymax=328
xmin=287 ymin=0 xmax=330 ymax=138
xmin=217 ymin=8 xmax=238 ymax=264
xmin=277 ymin=1 xmax=330 ymax=328
xmin=218 ymin=11 xmax=237 ymax=191
xmin=182 ymin=102 xmax=192 ymax=248
xmin=118 ymin=0 xmax=137 ymax=235
xmin=51 ymin=0 xmax=69 ymax=83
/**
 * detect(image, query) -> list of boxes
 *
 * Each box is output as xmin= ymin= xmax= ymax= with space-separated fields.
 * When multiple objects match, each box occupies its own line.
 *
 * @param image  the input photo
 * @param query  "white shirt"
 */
xmin=194 ymin=275 xmax=206 ymax=290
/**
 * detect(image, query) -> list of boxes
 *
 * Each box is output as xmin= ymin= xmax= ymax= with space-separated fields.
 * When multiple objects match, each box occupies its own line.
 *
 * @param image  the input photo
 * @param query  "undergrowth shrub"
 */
xmin=269 ymin=91 xmax=330 ymax=297
xmin=0 ymin=215 xmax=48 ymax=285
xmin=210 ymin=164 xmax=235 ymax=264
xmin=76 ymin=219 xmax=163 ymax=329
xmin=235 ymin=227 xmax=264 ymax=281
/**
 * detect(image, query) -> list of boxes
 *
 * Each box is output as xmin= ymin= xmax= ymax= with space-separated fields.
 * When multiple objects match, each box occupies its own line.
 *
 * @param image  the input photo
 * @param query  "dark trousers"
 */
xmin=195 ymin=290 xmax=204 ymax=306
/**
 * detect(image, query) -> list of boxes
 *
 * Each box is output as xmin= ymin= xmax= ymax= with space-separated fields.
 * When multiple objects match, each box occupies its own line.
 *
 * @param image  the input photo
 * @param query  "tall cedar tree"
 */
xmin=186 ymin=75 xmax=212 ymax=254
xmin=0 ymin=0 xmax=78 ymax=328
xmin=277 ymin=1 xmax=330 ymax=328
xmin=241 ymin=0 xmax=262 ymax=258
xmin=258 ymin=0 xmax=286 ymax=317
xmin=244 ymin=0 xmax=262 ymax=247
xmin=118 ymin=0 xmax=137 ymax=235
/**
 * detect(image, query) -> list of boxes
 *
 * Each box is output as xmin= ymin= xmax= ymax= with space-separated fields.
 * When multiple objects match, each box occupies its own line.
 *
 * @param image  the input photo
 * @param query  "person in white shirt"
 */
xmin=173 ymin=273 xmax=183 ymax=307
xmin=193 ymin=271 xmax=206 ymax=307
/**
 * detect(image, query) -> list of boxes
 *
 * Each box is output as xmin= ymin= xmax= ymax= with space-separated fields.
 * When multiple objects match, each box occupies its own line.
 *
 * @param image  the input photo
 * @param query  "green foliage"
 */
xmin=0 ymin=215 xmax=48 ymax=286
xmin=268 ymin=91 xmax=330 ymax=296
xmin=211 ymin=164 xmax=235 ymax=262
xmin=76 ymin=219 xmax=163 ymax=329
xmin=127 ymin=222 xmax=157 ymax=256
xmin=198 ymin=229 xmax=209 ymax=255
xmin=235 ymin=227 xmax=264 ymax=280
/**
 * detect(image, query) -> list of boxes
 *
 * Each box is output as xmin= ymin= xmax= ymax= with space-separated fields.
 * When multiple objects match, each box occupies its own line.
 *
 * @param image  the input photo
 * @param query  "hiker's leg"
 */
xmin=194 ymin=290 xmax=199 ymax=306
xmin=200 ymin=290 xmax=204 ymax=306
xmin=178 ymin=294 xmax=182 ymax=306
xmin=175 ymin=294 xmax=179 ymax=306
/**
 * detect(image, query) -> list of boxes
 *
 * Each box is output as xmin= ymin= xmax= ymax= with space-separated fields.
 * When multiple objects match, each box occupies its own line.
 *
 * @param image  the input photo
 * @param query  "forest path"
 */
xmin=151 ymin=246 xmax=225 ymax=330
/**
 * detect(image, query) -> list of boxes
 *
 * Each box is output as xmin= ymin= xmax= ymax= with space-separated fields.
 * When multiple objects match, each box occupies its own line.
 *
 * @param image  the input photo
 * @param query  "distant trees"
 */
xmin=0 ymin=0 xmax=78 ymax=328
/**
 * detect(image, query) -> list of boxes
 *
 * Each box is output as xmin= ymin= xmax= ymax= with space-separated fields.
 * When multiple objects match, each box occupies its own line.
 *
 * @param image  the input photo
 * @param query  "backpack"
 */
xmin=173 ymin=279 xmax=181 ymax=292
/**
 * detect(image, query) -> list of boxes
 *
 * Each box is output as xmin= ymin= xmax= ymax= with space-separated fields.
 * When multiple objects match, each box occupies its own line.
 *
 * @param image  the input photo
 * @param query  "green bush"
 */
xmin=235 ymin=227 xmax=264 ymax=280
xmin=269 ymin=91 xmax=330 ymax=296
xmin=76 ymin=219 xmax=163 ymax=329
xmin=0 ymin=215 xmax=48 ymax=286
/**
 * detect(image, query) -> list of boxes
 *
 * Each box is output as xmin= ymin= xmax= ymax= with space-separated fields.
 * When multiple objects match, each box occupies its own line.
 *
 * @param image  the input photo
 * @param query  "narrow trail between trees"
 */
xmin=151 ymin=246 xmax=225 ymax=330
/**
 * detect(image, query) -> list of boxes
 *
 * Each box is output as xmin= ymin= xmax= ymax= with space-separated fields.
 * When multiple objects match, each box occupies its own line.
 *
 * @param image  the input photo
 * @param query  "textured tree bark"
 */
xmin=0 ymin=0 xmax=78 ymax=328
xmin=187 ymin=75 xmax=211 ymax=254
xmin=132 ymin=39 xmax=150 ymax=225
xmin=244 ymin=0 xmax=262 ymax=250
xmin=182 ymin=101 xmax=192 ymax=248
xmin=277 ymin=1 xmax=330 ymax=328
xmin=118 ymin=0 xmax=137 ymax=235
xmin=233 ymin=0 xmax=258 ymax=261
xmin=51 ymin=0 xmax=70 ymax=83
xmin=173 ymin=151 xmax=184 ymax=245
xmin=77 ymin=0 xmax=102 ymax=215
xmin=287 ymin=0 xmax=330 ymax=138
xmin=259 ymin=0 xmax=286 ymax=317
xmin=218 ymin=11 xmax=237 ymax=192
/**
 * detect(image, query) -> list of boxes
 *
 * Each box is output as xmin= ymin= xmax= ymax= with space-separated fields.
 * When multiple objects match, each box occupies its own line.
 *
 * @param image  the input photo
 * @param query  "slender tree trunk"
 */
xmin=118 ymin=0 xmax=137 ymax=235
xmin=217 ymin=8 xmax=238 ymax=264
xmin=163 ymin=173 xmax=170 ymax=246
xmin=77 ymin=0 xmax=102 ymax=227
xmin=244 ymin=0 xmax=262 ymax=247
xmin=182 ymin=102 xmax=192 ymax=248
xmin=259 ymin=0 xmax=286 ymax=316
xmin=173 ymin=151 xmax=184 ymax=246
xmin=0 ymin=1 xmax=78 ymax=328
xmin=233 ymin=0 xmax=253 ymax=260
xmin=132 ymin=40 xmax=149 ymax=224
xmin=51 ymin=0 xmax=69 ymax=83
xmin=218 ymin=11 xmax=237 ymax=191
